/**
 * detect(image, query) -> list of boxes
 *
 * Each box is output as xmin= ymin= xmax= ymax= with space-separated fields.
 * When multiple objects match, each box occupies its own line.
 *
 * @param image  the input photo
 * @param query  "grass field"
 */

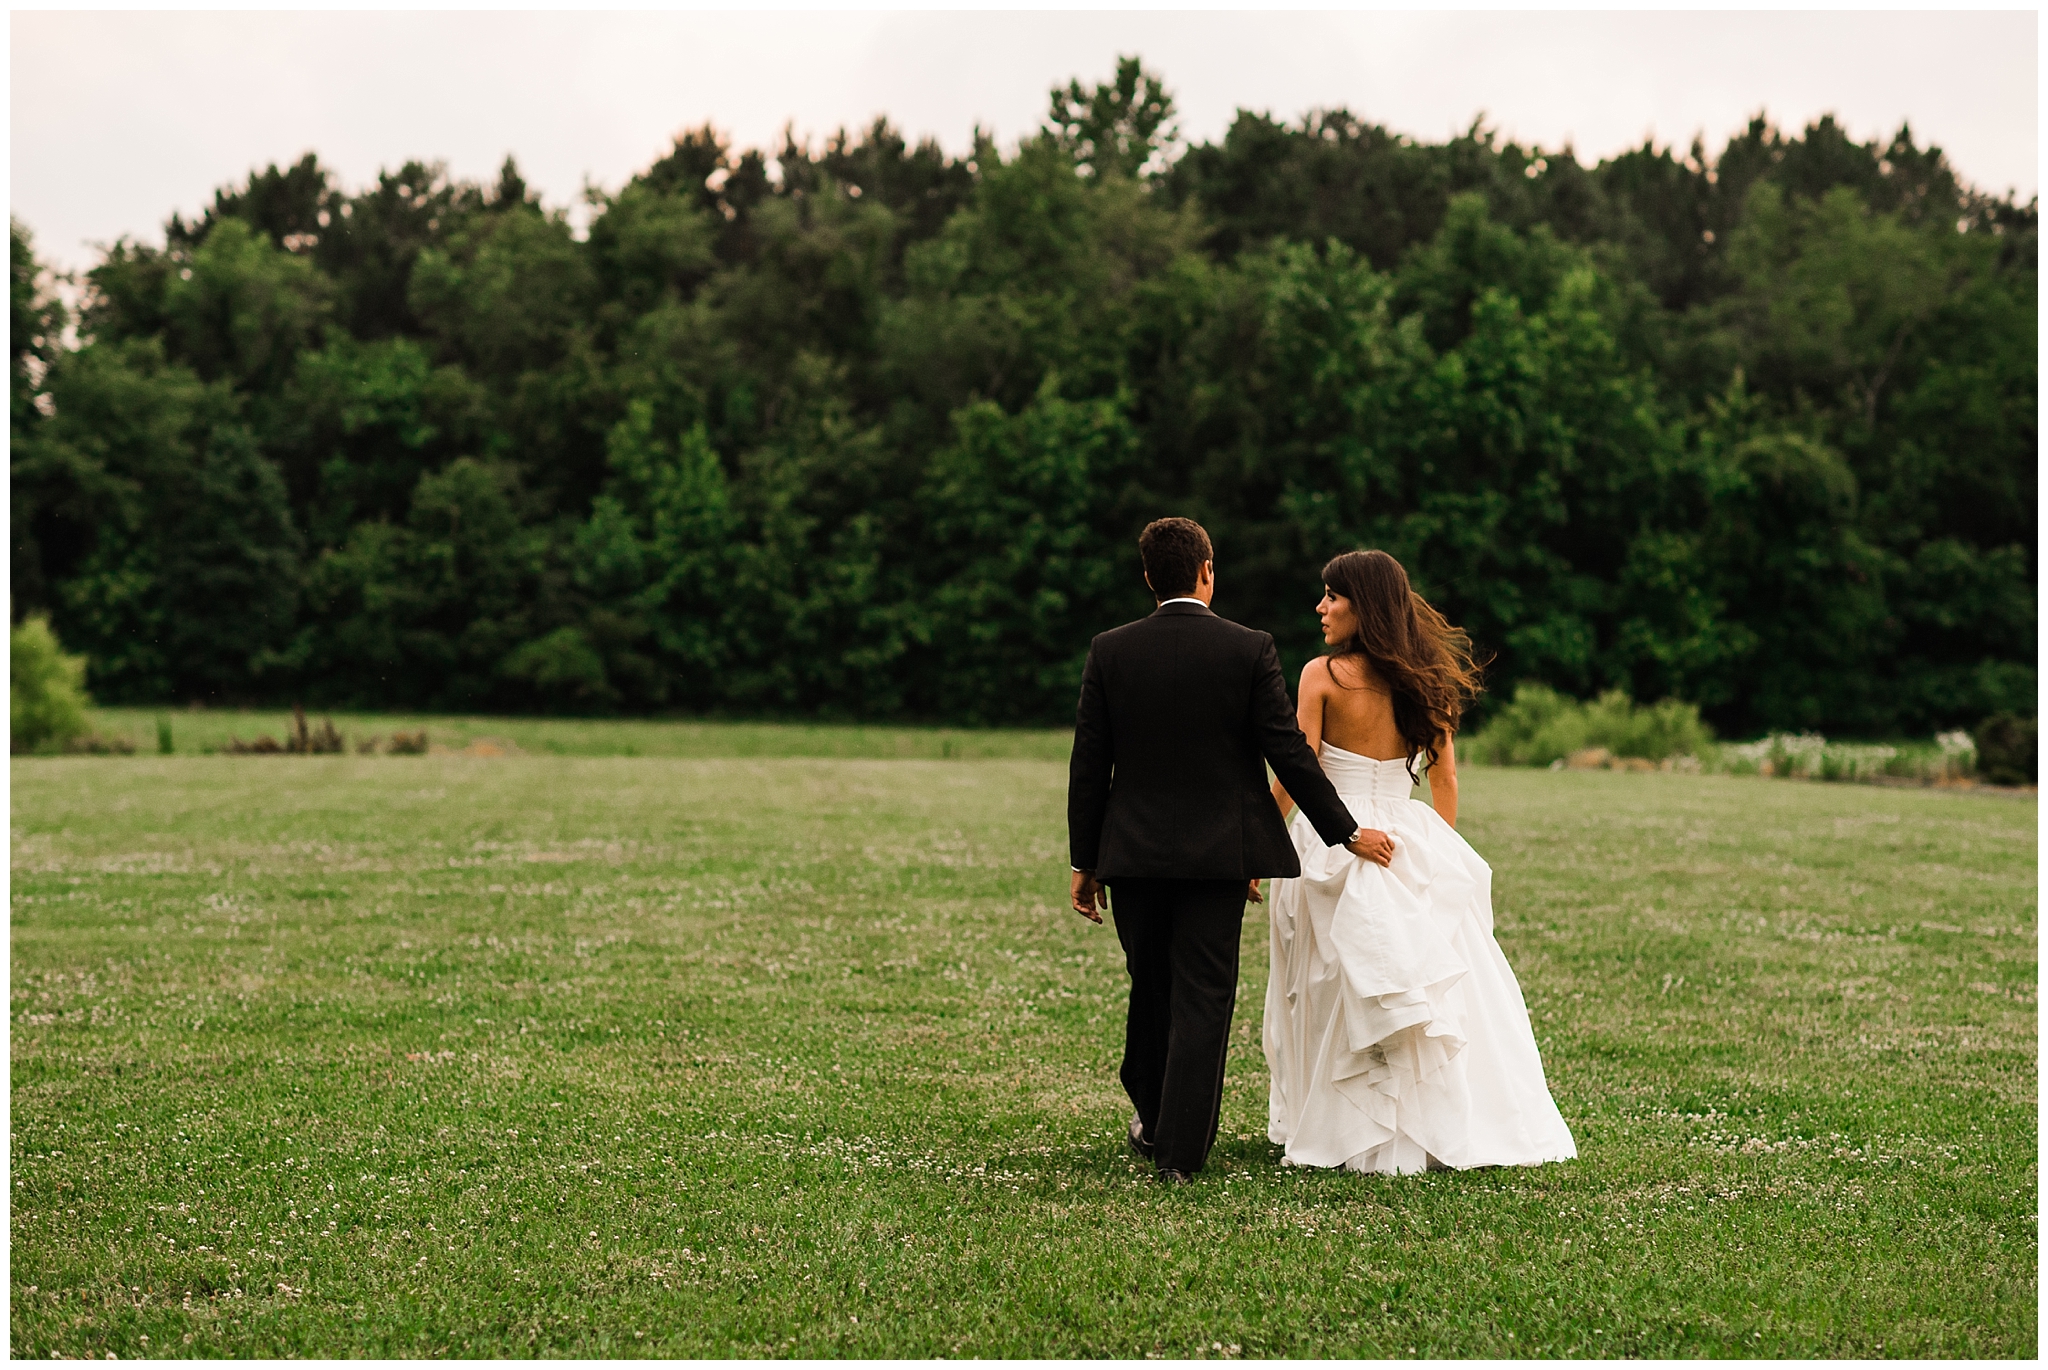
xmin=11 ymin=724 xmax=2037 ymax=1357
xmin=84 ymin=707 xmax=1072 ymax=762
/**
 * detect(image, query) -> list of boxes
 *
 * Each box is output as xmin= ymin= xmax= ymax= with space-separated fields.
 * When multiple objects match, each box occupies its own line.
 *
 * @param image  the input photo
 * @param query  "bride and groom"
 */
xmin=1067 ymin=517 xmax=1576 ymax=1182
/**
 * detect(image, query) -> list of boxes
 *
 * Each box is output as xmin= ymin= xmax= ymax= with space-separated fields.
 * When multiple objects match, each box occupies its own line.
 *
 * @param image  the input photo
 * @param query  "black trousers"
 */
xmin=1107 ymin=877 xmax=1247 ymax=1175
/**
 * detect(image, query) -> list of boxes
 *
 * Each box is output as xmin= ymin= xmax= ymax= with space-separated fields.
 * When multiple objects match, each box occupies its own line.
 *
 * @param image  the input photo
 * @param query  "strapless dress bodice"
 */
xmin=1317 ymin=742 xmax=1418 ymax=803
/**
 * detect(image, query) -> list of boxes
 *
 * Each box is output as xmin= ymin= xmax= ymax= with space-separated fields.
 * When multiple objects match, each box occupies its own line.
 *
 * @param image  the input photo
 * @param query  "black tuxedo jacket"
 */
xmin=1067 ymin=601 xmax=1359 ymax=880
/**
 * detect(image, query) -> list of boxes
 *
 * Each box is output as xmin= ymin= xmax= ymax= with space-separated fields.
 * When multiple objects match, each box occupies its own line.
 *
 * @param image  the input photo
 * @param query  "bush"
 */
xmin=11 ymin=616 xmax=92 ymax=754
xmin=1720 ymin=731 xmax=1828 ymax=778
xmin=1720 ymin=731 xmax=1981 ymax=784
xmin=1461 ymin=684 xmax=1581 ymax=765
xmin=386 ymin=730 xmax=429 ymax=755
xmin=219 ymin=707 xmax=347 ymax=755
xmin=1463 ymin=684 xmax=1714 ymax=766
xmin=1972 ymin=713 xmax=2036 ymax=786
xmin=1581 ymin=692 xmax=1717 ymax=763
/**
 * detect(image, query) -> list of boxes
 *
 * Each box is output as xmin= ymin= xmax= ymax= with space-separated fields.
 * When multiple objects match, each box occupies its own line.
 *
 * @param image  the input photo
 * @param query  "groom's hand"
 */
xmin=1345 ymin=828 xmax=1396 ymax=867
xmin=1070 ymin=870 xmax=1107 ymax=923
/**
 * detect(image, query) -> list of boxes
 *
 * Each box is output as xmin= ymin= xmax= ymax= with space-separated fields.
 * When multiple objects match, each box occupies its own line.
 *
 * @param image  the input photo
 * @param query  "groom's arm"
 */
xmin=1067 ymin=642 xmax=1113 ymax=872
xmin=1249 ymin=636 xmax=1357 ymax=849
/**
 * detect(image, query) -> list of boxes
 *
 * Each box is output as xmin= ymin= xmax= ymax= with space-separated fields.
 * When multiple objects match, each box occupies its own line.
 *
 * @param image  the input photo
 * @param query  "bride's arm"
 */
xmin=1271 ymin=659 xmax=1328 ymax=819
xmin=1429 ymin=733 xmax=1459 ymax=828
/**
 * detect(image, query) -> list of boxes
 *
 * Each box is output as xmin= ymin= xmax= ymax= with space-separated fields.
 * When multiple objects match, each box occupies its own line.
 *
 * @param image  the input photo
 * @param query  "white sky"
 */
xmin=11 ymin=8 xmax=2040 ymax=274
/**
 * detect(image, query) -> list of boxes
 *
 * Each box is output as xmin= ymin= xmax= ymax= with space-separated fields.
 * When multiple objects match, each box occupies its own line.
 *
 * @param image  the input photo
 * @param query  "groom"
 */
xmin=1068 ymin=517 xmax=1374 ymax=1182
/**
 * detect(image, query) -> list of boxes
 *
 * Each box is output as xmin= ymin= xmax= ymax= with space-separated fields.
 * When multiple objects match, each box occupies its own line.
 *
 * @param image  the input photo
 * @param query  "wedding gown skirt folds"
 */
xmin=1264 ymin=745 xmax=1577 ymax=1173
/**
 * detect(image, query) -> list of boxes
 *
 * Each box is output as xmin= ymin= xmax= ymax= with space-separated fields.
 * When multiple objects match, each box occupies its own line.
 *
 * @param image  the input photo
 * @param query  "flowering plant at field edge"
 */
xmin=1718 ymin=731 xmax=1975 ymax=784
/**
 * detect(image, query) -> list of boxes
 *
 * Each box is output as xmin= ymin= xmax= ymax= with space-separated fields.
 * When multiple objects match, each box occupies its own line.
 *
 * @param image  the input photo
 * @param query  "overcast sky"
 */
xmin=12 ymin=9 xmax=2039 ymax=273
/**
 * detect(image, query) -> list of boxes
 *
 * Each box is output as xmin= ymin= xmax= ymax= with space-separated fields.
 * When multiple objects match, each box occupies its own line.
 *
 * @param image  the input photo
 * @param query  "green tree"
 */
xmin=10 ymin=616 xmax=91 ymax=753
xmin=299 ymin=457 xmax=556 ymax=708
xmin=11 ymin=220 xmax=69 ymax=614
xmin=4 ymin=60 xmax=2033 ymax=734
xmin=1049 ymin=56 xmax=1178 ymax=180
xmin=160 ymin=216 xmax=331 ymax=393
xmin=33 ymin=340 xmax=302 ymax=701
xmin=275 ymin=333 xmax=486 ymax=548
xmin=573 ymin=399 xmax=743 ymax=708
xmin=915 ymin=382 xmax=1144 ymax=721
xmin=1692 ymin=430 xmax=1893 ymax=731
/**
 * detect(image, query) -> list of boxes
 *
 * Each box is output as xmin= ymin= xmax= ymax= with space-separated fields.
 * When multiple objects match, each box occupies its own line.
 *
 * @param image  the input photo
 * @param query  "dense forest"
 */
xmin=11 ymin=60 xmax=2036 ymax=735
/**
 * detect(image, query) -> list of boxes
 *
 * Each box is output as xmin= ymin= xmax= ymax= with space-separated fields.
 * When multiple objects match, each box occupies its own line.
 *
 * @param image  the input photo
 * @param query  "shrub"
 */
xmin=1933 ymin=730 xmax=1978 ymax=775
xmin=1581 ymin=691 xmax=1717 ymax=763
xmin=1462 ymin=684 xmax=1581 ymax=765
xmin=1973 ymin=713 xmax=2036 ymax=787
xmin=1722 ymin=731 xmax=1981 ymax=784
xmin=1816 ymin=742 xmax=1898 ymax=782
xmin=220 ymin=707 xmax=347 ymax=755
xmin=11 ymin=616 xmax=91 ymax=754
xmin=1721 ymin=732 xmax=1828 ymax=778
xmin=282 ymin=705 xmax=345 ymax=754
xmin=1463 ymin=684 xmax=1713 ymax=766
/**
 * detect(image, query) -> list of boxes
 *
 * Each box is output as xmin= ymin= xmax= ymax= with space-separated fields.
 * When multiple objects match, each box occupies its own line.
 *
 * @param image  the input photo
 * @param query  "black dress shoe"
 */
xmin=1156 ymin=1167 xmax=1193 ymax=1185
xmin=1127 ymin=1114 xmax=1155 ymax=1160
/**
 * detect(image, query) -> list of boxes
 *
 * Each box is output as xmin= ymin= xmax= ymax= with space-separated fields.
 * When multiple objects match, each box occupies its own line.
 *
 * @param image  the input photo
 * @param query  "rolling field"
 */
xmin=10 ymin=731 xmax=2037 ymax=1357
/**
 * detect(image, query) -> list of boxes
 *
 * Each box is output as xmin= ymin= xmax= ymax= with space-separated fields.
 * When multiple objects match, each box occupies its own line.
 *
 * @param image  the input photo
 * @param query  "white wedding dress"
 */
xmin=1264 ymin=743 xmax=1577 ymax=1173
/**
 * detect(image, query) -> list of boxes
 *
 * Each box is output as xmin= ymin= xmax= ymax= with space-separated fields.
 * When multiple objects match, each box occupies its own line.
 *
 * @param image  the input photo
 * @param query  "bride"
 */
xmin=1262 ymin=549 xmax=1576 ymax=1174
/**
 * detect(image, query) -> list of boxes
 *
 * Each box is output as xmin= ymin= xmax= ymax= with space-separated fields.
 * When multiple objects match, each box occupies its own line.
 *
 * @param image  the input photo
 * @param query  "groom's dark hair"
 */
xmin=1138 ymin=517 xmax=1213 ymax=599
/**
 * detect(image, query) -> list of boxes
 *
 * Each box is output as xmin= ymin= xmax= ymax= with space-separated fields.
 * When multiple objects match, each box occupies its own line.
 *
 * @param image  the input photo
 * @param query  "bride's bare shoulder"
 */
xmin=1322 ymin=652 xmax=1373 ymax=688
xmin=1297 ymin=654 xmax=1336 ymax=692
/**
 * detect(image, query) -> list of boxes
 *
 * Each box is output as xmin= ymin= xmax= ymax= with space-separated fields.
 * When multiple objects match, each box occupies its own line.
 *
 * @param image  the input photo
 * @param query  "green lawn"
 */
xmin=10 ymin=731 xmax=2036 ymax=1357
xmin=84 ymin=707 xmax=1072 ymax=762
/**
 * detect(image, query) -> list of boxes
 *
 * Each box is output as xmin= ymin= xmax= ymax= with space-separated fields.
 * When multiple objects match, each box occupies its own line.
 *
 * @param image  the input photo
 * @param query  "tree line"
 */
xmin=11 ymin=59 xmax=2035 ymax=734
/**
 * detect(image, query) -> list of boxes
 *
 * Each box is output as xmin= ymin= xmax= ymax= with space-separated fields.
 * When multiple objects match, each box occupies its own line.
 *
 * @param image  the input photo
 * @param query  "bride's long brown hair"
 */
xmin=1321 ymin=550 xmax=1487 ymax=781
